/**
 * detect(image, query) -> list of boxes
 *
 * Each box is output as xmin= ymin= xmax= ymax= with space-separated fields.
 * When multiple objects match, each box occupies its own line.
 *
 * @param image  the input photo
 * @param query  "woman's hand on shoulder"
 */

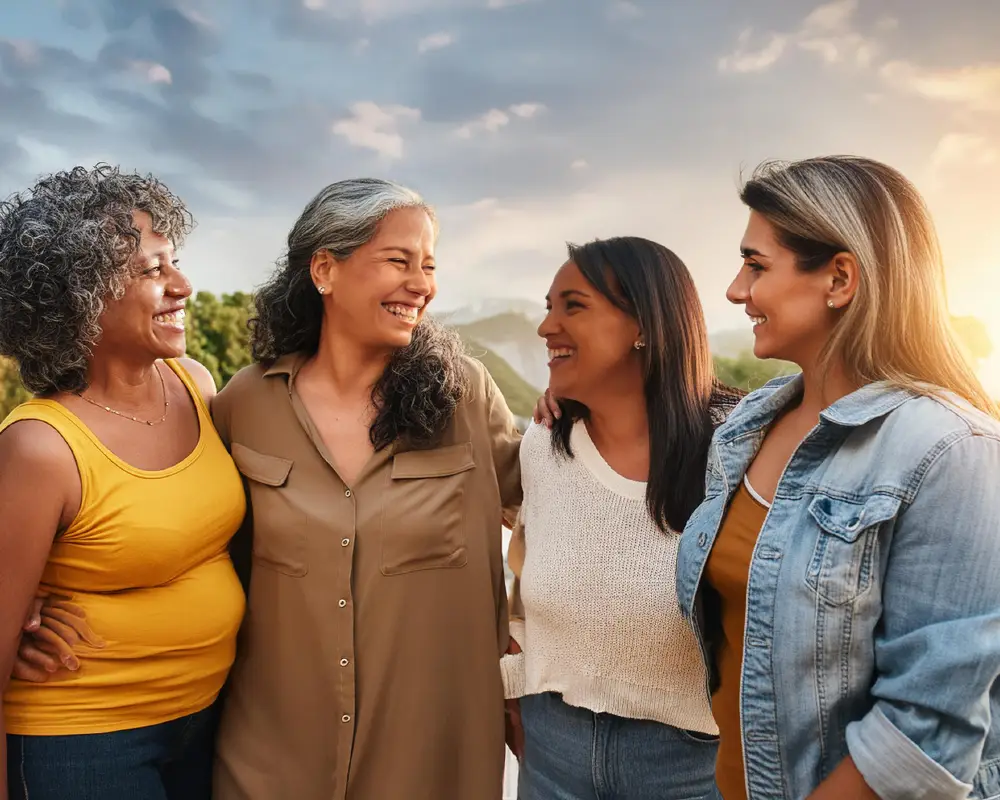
xmin=532 ymin=389 xmax=561 ymax=429
xmin=176 ymin=358 xmax=218 ymax=406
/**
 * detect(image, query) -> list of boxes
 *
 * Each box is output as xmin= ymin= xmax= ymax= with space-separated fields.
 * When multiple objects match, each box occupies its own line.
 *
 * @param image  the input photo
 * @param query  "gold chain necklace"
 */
xmin=77 ymin=363 xmax=170 ymax=426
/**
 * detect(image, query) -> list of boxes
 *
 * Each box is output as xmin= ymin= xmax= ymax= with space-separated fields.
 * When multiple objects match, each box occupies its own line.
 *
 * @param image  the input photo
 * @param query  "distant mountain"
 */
xmin=438 ymin=298 xmax=545 ymax=327
xmin=456 ymin=312 xmax=549 ymax=390
xmin=463 ymin=339 xmax=539 ymax=421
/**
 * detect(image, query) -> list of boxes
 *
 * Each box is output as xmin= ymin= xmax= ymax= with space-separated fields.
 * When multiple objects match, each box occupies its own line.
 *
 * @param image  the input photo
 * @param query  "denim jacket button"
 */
xmin=698 ymin=532 xmax=708 ymax=548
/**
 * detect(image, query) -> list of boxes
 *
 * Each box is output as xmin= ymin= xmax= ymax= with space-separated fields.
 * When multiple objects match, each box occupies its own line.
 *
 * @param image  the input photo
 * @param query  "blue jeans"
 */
xmin=6 ymin=703 xmax=218 ymax=800
xmin=518 ymin=692 xmax=718 ymax=800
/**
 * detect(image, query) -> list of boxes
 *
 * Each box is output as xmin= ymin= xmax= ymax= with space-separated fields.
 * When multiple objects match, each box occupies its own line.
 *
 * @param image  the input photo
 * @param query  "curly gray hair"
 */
xmin=0 ymin=164 xmax=193 ymax=395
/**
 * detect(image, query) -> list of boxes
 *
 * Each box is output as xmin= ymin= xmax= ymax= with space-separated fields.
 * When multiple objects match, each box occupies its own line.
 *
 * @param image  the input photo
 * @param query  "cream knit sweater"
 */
xmin=501 ymin=420 xmax=718 ymax=735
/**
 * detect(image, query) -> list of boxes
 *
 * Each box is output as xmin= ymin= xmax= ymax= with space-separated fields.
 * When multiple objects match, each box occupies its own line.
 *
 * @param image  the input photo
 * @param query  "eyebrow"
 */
xmin=544 ymin=289 xmax=589 ymax=302
xmin=740 ymin=247 xmax=767 ymax=259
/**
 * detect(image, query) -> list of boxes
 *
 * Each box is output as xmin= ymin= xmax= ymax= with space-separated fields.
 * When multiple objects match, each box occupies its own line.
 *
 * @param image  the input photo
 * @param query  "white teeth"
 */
xmin=750 ymin=316 xmax=767 ymax=326
xmin=547 ymin=347 xmax=574 ymax=360
xmin=154 ymin=309 xmax=185 ymax=324
xmin=383 ymin=304 xmax=419 ymax=323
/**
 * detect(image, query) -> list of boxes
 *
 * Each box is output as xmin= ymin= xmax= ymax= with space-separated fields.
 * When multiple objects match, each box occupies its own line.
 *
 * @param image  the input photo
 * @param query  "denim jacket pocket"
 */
xmin=805 ymin=492 xmax=901 ymax=606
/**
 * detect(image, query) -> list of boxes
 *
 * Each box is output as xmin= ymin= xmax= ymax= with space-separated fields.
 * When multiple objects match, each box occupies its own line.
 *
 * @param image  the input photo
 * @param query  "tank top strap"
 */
xmin=0 ymin=399 xmax=100 ymax=521
xmin=163 ymin=359 xmax=213 ymax=426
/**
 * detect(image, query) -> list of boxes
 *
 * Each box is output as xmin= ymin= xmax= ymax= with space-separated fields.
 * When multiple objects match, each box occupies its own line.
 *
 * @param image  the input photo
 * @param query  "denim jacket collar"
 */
xmin=716 ymin=374 xmax=917 ymax=445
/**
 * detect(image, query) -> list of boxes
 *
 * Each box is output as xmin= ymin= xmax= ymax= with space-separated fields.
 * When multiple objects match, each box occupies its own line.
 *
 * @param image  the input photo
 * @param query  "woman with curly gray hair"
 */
xmin=208 ymin=178 xmax=523 ymax=800
xmin=0 ymin=165 xmax=247 ymax=800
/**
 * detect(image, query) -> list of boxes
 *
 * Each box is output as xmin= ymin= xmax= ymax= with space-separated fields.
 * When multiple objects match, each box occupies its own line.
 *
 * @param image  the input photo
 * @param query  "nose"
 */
xmin=166 ymin=264 xmax=193 ymax=300
xmin=726 ymin=267 xmax=749 ymax=306
xmin=405 ymin=266 xmax=433 ymax=297
xmin=537 ymin=308 xmax=558 ymax=339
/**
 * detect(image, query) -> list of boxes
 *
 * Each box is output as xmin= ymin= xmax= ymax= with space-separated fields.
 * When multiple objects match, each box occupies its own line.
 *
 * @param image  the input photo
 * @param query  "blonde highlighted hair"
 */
xmin=741 ymin=155 xmax=998 ymax=418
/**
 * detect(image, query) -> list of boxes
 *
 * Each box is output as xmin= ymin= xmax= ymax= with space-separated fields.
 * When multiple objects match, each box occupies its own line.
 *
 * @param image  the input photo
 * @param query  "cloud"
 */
xmin=418 ymin=31 xmax=456 ymax=53
xmin=509 ymin=102 xmax=545 ymax=118
xmin=456 ymin=108 xmax=510 ymax=138
xmin=570 ymin=159 xmax=588 ymax=170
xmin=718 ymin=29 xmax=787 ymax=74
xmin=607 ymin=1 xmax=642 ymax=21
xmin=455 ymin=102 xmax=545 ymax=138
xmin=719 ymin=0 xmax=876 ymax=74
xmin=332 ymin=101 xmax=421 ymax=160
xmin=880 ymin=61 xmax=1000 ymax=113
xmin=128 ymin=60 xmax=172 ymax=84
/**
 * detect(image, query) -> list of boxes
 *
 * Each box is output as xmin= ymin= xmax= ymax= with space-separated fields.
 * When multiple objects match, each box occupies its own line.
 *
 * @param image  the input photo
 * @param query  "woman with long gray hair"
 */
xmin=675 ymin=156 xmax=1000 ymax=799
xmin=208 ymin=178 xmax=522 ymax=800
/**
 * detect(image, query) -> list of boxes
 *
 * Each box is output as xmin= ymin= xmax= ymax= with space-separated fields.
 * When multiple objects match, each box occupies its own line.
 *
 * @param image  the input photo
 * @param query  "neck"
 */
xmin=796 ymin=355 xmax=861 ymax=416
xmin=308 ymin=326 xmax=391 ymax=400
xmin=579 ymin=380 xmax=649 ymax=452
xmin=83 ymin=352 xmax=162 ymax=406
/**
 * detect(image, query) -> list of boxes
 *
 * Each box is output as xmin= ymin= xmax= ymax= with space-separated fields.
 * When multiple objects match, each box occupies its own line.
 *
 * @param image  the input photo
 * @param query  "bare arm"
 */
xmin=0 ymin=421 xmax=75 ymax=799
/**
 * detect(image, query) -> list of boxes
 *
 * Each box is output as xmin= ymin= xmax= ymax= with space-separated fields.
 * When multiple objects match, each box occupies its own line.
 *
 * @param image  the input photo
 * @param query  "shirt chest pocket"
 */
xmin=805 ymin=492 xmax=901 ymax=606
xmin=381 ymin=442 xmax=475 ymax=576
xmin=231 ymin=442 xmax=306 ymax=577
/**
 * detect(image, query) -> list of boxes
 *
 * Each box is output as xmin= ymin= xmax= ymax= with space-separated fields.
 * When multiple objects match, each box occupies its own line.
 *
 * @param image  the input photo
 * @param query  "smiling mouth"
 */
xmin=749 ymin=315 xmax=767 ymax=327
xmin=154 ymin=309 xmax=185 ymax=327
xmin=382 ymin=303 xmax=420 ymax=324
xmin=547 ymin=347 xmax=575 ymax=366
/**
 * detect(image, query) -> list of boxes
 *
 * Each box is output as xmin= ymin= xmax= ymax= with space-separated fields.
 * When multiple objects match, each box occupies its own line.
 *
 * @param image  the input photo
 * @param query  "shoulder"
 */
xmin=459 ymin=354 xmax=490 ymax=389
xmin=0 ymin=416 xmax=76 ymax=481
xmin=881 ymin=392 xmax=1000 ymax=463
xmin=214 ymin=362 xmax=269 ymax=405
xmin=174 ymin=358 xmax=217 ymax=403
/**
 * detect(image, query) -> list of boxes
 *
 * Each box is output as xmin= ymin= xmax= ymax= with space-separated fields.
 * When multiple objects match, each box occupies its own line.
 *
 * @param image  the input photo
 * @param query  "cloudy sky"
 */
xmin=2 ymin=0 xmax=999 ymax=386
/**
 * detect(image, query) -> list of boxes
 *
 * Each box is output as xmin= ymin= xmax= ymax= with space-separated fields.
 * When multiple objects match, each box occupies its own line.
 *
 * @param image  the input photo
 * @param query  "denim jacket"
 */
xmin=676 ymin=375 xmax=1000 ymax=800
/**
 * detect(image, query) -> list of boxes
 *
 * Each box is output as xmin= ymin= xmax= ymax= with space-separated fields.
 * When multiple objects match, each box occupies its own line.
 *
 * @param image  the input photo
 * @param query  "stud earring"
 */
xmin=317 ymin=286 xmax=326 ymax=294
xmin=827 ymin=300 xmax=835 ymax=309
xmin=634 ymin=340 xmax=645 ymax=350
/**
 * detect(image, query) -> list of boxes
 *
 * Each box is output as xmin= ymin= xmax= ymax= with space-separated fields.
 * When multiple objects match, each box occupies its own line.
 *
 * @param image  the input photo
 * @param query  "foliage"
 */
xmin=0 ymin=356 xmax=31 ymax=420
xmin=183 ymin=291 xmax=254 ymax=389
xmin=713 ymin=352 xmax=799 ymax=392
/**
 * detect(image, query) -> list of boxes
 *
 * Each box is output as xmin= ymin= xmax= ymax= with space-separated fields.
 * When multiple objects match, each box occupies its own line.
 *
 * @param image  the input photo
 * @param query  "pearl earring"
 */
xmin=827 ymin=300 xmax=835 ymax=309
xmin=634 ymin=340 xmax=645 ymax=350
xmin=317 ymin=286 xmax=326 ymax=294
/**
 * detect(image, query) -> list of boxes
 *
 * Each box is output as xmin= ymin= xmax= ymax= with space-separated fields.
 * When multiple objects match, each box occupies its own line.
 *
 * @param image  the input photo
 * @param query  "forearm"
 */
xmin=807 ymin=757 xmax=879 ymax=800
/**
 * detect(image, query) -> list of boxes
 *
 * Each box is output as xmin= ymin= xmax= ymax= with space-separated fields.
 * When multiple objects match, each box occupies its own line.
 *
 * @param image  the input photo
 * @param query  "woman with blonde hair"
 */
xmin=675 ymin=155 xmax=1000 ymax=799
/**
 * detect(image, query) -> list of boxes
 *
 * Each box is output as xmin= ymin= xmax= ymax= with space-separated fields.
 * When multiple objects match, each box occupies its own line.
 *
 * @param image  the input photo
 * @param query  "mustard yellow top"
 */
xmin=1 ymin=359 xmax=247 ymax=735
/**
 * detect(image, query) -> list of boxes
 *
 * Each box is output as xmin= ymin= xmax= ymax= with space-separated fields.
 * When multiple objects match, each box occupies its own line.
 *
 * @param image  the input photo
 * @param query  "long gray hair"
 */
xmin=250 ymin=178 xmax=467 ymax=450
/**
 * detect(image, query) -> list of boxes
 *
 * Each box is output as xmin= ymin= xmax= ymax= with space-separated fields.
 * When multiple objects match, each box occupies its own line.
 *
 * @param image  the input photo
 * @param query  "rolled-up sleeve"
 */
xmin=847 ymin=432 xmax=1000 ymax=800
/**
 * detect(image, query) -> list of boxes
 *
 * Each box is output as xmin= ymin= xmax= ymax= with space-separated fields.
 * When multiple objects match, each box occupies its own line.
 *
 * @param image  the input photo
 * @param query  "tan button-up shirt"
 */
xmin=210 ymin=352 xmax=522 ymax=800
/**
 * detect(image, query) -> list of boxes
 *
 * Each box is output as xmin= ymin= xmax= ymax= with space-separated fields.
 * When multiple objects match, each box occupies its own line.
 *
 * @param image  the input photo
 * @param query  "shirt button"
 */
xmin=341 ymin=538 xmax=350 ymax=547
xmin=345 ymin=489 xmax=352 ymax=497
xmin=338 ymin=599 xmax=347 ymax=608
xmin=340 ymin=658 xmax=349 ymax=667
xmin=342 ymin=714 xmax=351 ymax=723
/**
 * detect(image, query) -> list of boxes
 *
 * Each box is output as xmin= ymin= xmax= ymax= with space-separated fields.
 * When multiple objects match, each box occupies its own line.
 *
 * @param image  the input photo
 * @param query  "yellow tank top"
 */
xmin=1 ymin=359 xmax=247 ymax=735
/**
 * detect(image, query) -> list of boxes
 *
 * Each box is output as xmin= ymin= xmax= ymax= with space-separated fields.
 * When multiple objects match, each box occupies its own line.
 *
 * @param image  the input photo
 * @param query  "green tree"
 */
xmin=713 ymin=352 xmax=798 ymax=392
xmin=0 ymin=356 xmax=31 ymax=419
xmin=184 ymin=291 xmax=254 ymax=389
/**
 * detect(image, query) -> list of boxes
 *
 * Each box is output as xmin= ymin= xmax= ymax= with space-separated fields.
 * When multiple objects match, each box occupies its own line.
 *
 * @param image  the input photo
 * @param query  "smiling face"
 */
xmin=95 ymin=210 xmax=192 ymax=361
xmin=538 ymin=259 xmax=642 ymax=402
xmin=314 ymin=206 xmax=437 ymax=351
xmin=727 ymin=210 xmax=845 ymax=367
